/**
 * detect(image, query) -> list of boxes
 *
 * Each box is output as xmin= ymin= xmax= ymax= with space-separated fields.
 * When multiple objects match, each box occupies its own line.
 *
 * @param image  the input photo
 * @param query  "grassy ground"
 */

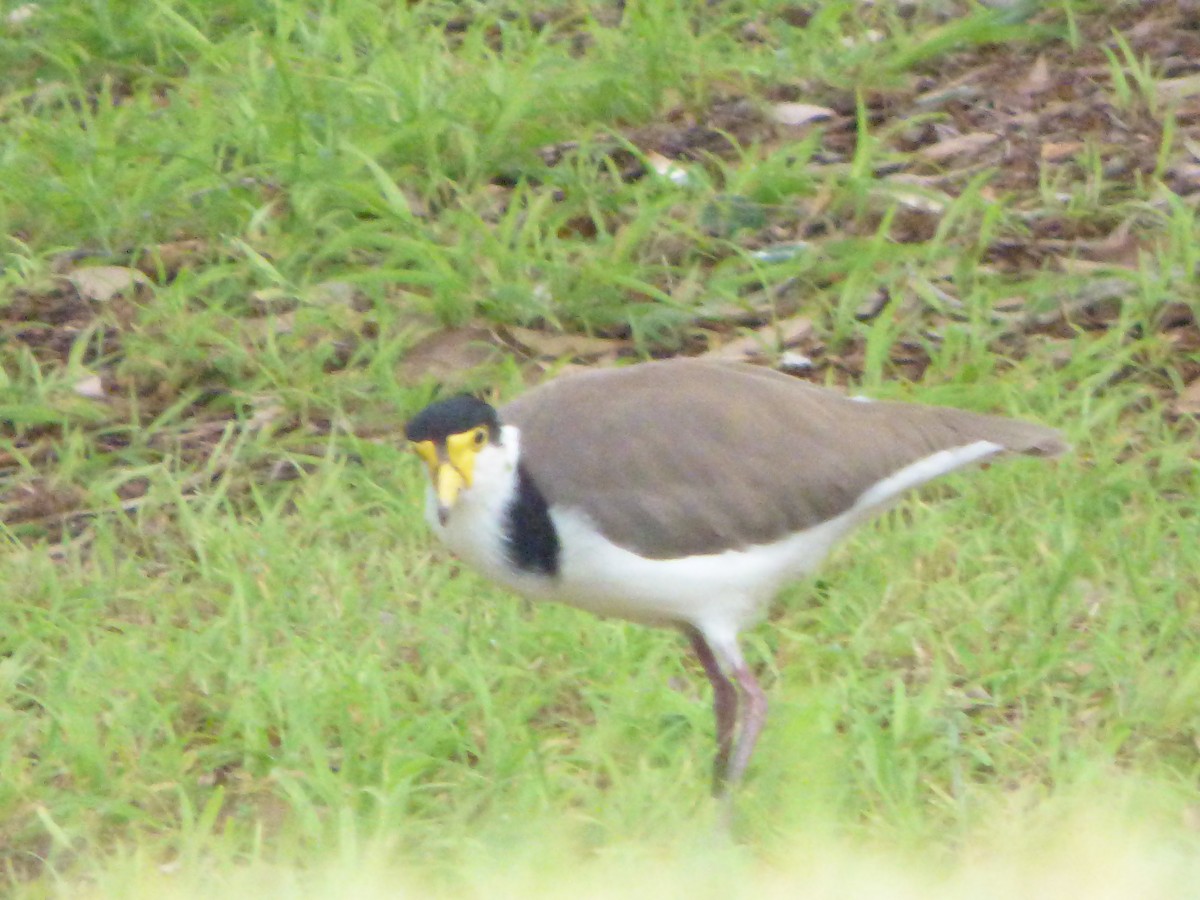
xmin=3 ymin=0 xmax=1200 ymax=895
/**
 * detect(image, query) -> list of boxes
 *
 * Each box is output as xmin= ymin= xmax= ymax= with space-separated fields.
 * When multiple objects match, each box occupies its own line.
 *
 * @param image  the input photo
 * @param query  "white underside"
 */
xmin=428 ymin=426 xmax=1004 ymax=667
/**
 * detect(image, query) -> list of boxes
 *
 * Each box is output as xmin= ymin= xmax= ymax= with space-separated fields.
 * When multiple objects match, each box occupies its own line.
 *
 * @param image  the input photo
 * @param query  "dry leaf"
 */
xmin=913 ymin=84 xmax=984 ymax=110
xmin=993 ymin=296 xmax=1027 ymax=314
xmin=1041 ymin=141 xmax=1083 ymax=162
xmin=701 ymin=315 xmax=814 ymax=363
xmin=703 ymin=330 xmax=770 ymax=362
xmin=1019 ymin=55 xmax=1052 ymax=95
xmin=1167 ymin=162 xmax=1200 ymax=191
xmin=500 ymin=324 xmax=628 ymax=362
xmin=1054 ymin=256 xmax=1126 ymax=276
xmin=881 ymin=187 xmax=949 ymax=215
xmin=2 ymin=478 xmax=84 ymax=525
xmin=694 ymin=279 xmax=803 ymax=329
xmin=1157 ymin=75 xmax=1200 ymax=104
xmin=775 ymin=314 xmax=815 ymax=347
xmin=305 ymin=280 xmax=361 ymax=309
xmin=525 ymin=361 xmax=598 ymax=381
xmin=918 ymin=132 xmax=1000 ymax=163
xmin=646 ymin=151 xmax=692 ymax=185
xmin=67 ymin=266 xmax=150 ymax=302
xmin=242 ymin=312 xmax=296 ymax=340
xmin=396 ymin=327 xmax=499 ymax=384
xmin=1048 ymin=220 xmax=1145 ymax=271
xmin=1173 ymin=379 xmax=1200 ymax=416
xmin=248 ymin=287 xmax=297 ymax=315
xmin=856 ymin=289 xmax=889 ymax=322
xmin=135 ymin=239 xmax=209 ymax=277
xmin=246 ymin=396 xmax=286 ymax=431
xmin=770 ymin=102 xmax=835 ymax=127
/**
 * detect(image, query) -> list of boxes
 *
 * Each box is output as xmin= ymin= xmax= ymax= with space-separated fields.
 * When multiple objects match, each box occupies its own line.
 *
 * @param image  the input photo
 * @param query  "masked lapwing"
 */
xmin=405 ymin=359 xmax=1066 ymax=798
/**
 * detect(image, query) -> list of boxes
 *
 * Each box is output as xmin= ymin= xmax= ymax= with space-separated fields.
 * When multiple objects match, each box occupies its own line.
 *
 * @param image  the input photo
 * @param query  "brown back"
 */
xmin=502 ymin=360 xmax=1066 ymax=559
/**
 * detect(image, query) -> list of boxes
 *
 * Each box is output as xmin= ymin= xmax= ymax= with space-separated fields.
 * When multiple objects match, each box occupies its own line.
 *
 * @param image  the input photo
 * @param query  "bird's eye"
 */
xmin=473 ymin=428 xmax=487 ymax=447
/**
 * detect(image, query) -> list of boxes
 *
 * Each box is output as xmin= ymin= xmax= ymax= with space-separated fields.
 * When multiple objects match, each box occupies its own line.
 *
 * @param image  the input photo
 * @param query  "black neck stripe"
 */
xmin=504 ymin=464 xmax=560 ymax=577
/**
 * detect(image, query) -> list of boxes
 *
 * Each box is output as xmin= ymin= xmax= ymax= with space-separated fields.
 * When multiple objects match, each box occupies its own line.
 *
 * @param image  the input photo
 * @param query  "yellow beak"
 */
xmin=434 ymin=462 xmax=466 ymax=526
xmin=411 ymin=432 xmax=481 ymax=526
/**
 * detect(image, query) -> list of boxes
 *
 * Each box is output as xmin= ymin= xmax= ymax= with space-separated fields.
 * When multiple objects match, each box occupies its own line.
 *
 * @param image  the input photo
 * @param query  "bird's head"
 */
xmin=405 ymin=395 xmax=502 ymax=525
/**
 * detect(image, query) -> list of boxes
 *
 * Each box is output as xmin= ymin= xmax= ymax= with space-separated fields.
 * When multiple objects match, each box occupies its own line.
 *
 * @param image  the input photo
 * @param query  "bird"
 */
xmin=404 ymin=358 xmax=1066 ymax=800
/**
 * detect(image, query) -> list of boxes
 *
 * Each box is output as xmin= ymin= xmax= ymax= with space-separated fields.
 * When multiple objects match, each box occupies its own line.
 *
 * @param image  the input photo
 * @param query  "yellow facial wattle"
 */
xmin=411 ymin=439 xmax=438 ymax=476
xmin=409 ymin=427 xmax=489 ymax=522
xmin=443 ymin=428 xmax=485 ymax=488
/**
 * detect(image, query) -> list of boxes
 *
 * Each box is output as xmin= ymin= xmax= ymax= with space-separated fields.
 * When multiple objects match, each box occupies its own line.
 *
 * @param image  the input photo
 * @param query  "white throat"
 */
xmin=426 ymin=425 xmax=524 ymax=580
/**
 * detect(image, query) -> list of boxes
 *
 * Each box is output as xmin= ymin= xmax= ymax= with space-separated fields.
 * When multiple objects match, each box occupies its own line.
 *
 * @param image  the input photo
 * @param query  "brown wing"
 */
xmin=501 ymin=360 xmax=1065 ymax=559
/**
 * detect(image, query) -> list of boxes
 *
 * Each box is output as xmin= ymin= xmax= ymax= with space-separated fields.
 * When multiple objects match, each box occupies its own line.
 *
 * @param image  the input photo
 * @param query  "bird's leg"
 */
xmin=684 ymin=626 xmax=738 ymax=795
xmin=724 ymin=662 xmax=767 ymax=789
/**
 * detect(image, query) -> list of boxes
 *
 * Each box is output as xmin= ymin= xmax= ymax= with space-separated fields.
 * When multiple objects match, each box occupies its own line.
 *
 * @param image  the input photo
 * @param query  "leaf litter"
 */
xmin=4 ymin=1 xmax=1200 ymax=542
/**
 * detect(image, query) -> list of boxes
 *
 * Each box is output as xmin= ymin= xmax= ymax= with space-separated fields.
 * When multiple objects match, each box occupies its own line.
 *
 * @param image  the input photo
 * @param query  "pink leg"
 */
xmin=725 ymin=662 xmax=767 ymax=788
xmin=685 ymin=626 xmax=738 ymax=794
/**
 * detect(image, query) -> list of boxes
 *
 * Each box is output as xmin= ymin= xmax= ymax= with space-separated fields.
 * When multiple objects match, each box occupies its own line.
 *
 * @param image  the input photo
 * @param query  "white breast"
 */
xmin=546 ymin=505 xmax=858 ymax=629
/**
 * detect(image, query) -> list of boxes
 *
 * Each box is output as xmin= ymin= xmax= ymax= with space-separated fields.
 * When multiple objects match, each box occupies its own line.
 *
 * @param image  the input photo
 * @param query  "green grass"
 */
xmin=3 ymin=0 xmax=1200 ymax=895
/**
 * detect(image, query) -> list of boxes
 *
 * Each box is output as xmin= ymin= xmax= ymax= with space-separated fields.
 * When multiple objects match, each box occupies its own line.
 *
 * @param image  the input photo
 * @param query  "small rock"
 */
xmin=779 ymin=352 xmax=814 ymax=372
xmin=73 ymin=374 xmax=105 ymax=399
xmin=770 ymin=102 xmax=835 ymax=127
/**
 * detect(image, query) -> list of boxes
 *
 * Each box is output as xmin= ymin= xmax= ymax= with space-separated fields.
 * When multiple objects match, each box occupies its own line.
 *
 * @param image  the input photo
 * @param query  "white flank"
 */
xmin=852 ymin=440 xmax=1004 ymax=513
xmin=430 ymin=428 xmax=1007 ymax=666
